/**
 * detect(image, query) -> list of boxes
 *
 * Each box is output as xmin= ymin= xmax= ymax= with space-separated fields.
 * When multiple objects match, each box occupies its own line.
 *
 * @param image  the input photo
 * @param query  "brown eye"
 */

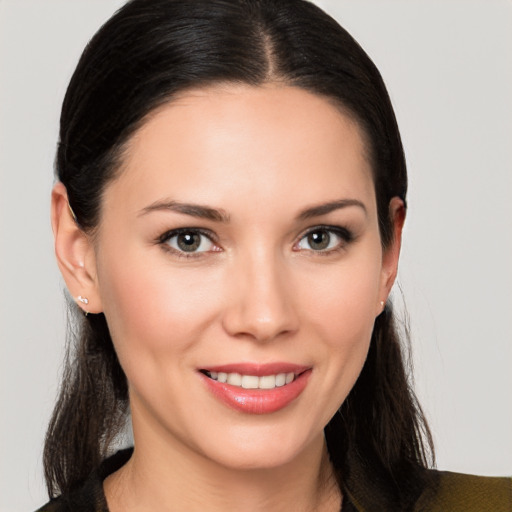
xmin=177 ymin=232 xmax=201 ymax=251
xmin=307 ymin=230 xmax=331 ymax=250
xmin=165 ymin=230 xmax=215 ymax=253
xmin=296 ymin=227 xmax=351 ymax=253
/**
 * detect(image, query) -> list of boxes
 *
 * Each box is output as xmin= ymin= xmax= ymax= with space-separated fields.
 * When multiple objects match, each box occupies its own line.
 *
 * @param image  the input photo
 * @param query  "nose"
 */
xmin=221 ymin=251 xmax=299 ymax=343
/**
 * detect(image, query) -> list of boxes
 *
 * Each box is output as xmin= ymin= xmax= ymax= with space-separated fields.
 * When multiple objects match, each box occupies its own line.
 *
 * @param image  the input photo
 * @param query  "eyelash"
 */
xmin=157 ymin=227 xmax=218 ymax=259
xmin=295 ymin=225 xmax=354 ymax=256
xmin=157 ymin=225 xmax=354 ymax=259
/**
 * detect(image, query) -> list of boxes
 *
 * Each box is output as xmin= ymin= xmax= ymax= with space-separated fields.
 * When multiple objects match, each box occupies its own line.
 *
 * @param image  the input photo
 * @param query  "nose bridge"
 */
xmin=222 ymin=244 xmax=297 ymax=342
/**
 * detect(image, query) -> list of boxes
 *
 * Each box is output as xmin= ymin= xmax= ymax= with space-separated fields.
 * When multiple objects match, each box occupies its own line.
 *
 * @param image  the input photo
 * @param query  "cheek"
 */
xmin=295 ymin=247 xmax=383 ymax=405
xmin=299 ymin=254 xmax=382 ymax=343
xmin=95 ymin=246 xmax=222 ymax=366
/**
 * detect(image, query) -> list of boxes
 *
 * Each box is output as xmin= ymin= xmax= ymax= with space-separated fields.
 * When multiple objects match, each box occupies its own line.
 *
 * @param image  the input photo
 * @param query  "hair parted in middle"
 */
xmin=44 ymin=0 xmax=433 ymax=508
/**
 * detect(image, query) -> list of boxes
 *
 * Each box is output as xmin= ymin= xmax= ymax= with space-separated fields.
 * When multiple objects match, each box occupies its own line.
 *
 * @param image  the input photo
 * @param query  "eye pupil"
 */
xmin=177 ymin=232 xmax=201 ymax=251
xmin=308 ymin=230 xmax=330 ymax=250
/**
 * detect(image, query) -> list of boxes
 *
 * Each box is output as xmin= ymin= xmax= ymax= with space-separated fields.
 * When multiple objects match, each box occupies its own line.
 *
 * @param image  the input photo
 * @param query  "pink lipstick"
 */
xmin=199 ymin=363 xmax=311 ymax=414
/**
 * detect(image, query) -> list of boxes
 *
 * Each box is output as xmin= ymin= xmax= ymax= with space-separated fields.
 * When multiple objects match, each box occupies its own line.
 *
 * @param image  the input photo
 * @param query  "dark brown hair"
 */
xmin=45 ymin=0 xmax=433 ymax=507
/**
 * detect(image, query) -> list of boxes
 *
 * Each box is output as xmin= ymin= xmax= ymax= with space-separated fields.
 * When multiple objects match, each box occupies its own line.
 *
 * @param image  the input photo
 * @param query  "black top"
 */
xmin=35 ymin=448 xmax=511 ymax=512
xmin=35 ymin=448 xmax=353 ymax=512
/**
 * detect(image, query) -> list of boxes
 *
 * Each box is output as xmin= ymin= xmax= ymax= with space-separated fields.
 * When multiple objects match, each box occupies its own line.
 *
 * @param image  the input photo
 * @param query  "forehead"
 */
xmin=107 ymin=84 xmax=375 ymax=218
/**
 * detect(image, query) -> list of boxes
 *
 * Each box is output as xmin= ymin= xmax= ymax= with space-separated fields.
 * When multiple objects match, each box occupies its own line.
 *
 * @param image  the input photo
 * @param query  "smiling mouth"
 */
xmin=201 ymin=370 xmax=300 ymax=390
xmin=199 ymin=366 xmax=312 ymax=414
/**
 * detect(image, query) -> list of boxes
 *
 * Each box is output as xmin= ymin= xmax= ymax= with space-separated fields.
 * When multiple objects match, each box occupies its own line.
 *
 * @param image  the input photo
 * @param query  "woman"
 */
xmin=36 ymin=0 xmax=510 ymax=510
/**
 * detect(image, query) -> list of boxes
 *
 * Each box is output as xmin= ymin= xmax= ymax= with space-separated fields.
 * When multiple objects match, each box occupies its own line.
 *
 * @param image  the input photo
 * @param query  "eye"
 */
xmin=162 ymin=229 xmax=216 ymax=254
xmin=295 ymin=227 xmax=351 ymax=253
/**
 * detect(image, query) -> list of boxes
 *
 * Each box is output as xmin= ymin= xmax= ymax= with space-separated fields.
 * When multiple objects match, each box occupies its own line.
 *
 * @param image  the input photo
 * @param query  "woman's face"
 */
xmin=86 ymin=85 xmax=401 ymax=469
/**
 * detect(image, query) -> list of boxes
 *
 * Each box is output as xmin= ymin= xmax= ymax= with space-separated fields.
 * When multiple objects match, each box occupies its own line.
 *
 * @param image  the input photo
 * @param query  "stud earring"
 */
xmin=380 ymin=300 xmax=385 ymax=307
xmin=77 ymin=296 xmax=89 ymax=305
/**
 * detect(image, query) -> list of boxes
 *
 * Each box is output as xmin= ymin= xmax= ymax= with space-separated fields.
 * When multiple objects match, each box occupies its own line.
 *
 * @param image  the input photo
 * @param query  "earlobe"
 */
xmin=51 ymin=182 xmax=103 ymax=314
xmin=378 ymin=197 xmax=406 ymax=310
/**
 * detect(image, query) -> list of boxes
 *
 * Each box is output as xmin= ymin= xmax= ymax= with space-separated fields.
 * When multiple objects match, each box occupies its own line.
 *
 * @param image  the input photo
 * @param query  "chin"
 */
xmin=195 ymin=424 xmax=322 ymax=472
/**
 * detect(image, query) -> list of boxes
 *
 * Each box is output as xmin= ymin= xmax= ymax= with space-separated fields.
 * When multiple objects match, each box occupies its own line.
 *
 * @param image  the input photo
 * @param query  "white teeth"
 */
xmin=275 ymin=373 xmax=286 ymax=387
xmin=241 ymin=375 xmax=259 ymax=389
xmin=259 ymin=375 xmax=276 ymax=389
xmin=227 ymin=373 xmax=242 ymax=386
xmin=206 ymin=371 xmax=298 ymax=389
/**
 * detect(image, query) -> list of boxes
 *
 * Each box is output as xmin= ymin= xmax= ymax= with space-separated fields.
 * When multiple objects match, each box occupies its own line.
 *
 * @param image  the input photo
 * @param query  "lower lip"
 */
xmin=200 ymin=370 xmax=312 ymax=414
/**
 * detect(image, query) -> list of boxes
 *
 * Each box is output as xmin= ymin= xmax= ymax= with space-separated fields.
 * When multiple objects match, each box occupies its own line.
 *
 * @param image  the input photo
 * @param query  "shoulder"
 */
xmin=415 ymin=470 xmax=512 ymax=512
xmin=34 ymin=448 xmax=133 ymax=512
xmin=34 ymin=501 xmax=61 ymax=512
xmin=33 ymin=484 xmax=107 ymax=512
xmin=33 ymin=472 xmax=108 ymax=512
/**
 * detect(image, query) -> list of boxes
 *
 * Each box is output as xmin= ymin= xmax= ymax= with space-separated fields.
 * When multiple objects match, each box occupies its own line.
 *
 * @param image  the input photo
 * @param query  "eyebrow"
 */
xmin=139 ymin=198 xmax=366 ymax=223
xmin=296 ymin=199 xmax=367 ymax=220
xmin=139 ymin=200 xmax=231 ymax=222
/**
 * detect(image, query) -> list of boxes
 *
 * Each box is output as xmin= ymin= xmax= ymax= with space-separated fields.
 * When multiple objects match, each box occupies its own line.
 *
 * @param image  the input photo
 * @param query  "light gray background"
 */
xmin=1 ymin=1 xmax=511 ymax=510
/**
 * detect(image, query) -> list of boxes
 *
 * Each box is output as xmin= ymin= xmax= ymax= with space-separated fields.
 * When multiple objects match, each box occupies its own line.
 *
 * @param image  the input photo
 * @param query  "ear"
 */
xmin=377 ymin=197 xmax=406 ymax=314
xmin=51 ymin=182 xmax=103 ymax=314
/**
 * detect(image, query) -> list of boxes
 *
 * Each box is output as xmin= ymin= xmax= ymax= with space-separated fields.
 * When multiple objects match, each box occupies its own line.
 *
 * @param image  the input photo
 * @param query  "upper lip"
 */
xmin=199 ymin=362 xmax=310 ymax=376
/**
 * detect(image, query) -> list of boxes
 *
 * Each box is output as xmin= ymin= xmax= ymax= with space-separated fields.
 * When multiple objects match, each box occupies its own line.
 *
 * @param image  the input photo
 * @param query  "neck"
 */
xmin=105 ymin=421 xmax=341 ymax=512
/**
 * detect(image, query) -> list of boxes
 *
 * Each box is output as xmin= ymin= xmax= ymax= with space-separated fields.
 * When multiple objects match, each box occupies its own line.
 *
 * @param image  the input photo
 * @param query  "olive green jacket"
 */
xmin=346 ymin=470 xmax=511 ymax=511
xmin=36 ymin=449 xmax=511 ymax=511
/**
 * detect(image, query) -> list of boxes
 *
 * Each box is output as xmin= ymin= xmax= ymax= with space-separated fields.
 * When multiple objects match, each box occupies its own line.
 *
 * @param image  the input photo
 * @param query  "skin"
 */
xmin=52 ymin=84 xmax=404 ymax=512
